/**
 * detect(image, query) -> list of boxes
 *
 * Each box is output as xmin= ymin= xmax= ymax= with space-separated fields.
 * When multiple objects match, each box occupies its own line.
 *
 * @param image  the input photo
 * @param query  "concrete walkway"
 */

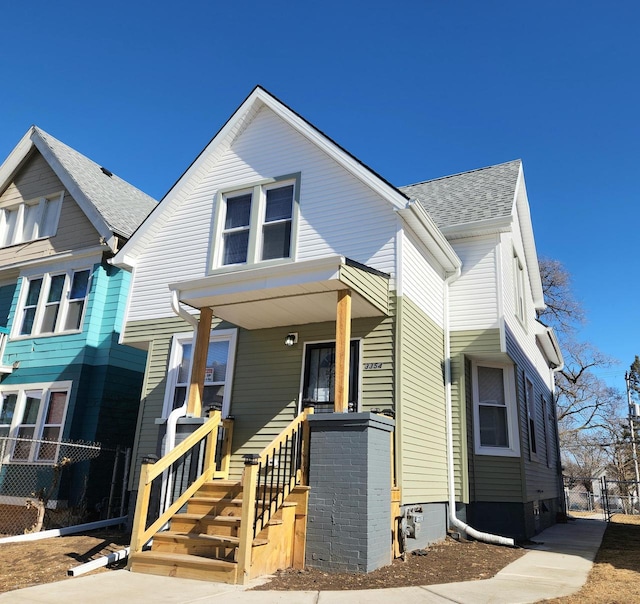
xmin=0 ymin=518 xmax=606 ymax=604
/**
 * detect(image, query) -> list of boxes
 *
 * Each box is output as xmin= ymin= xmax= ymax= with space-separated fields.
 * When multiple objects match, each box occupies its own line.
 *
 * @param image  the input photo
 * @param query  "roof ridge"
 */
xmin=402 ymin=158 xmax=521 ymax=189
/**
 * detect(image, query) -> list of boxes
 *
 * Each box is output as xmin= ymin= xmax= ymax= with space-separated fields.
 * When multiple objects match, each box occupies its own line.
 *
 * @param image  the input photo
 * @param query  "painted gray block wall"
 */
xmin=401 ymin=503 xmax=447 ymax=550
xmin=306 ymin=412 xmax=394 ymax=573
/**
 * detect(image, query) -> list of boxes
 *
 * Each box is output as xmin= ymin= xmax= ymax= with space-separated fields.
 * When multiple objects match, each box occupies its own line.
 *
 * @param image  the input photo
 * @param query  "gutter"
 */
xmin=443 ymin=268 xmax=516 ymax=547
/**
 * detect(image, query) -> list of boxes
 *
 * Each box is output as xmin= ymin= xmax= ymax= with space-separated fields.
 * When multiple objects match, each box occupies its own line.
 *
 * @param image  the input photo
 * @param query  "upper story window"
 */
xmin=0 ymin=193 xmax=63 ymax=248
xmin=513 ymin=253 xmax=526 ymax=325
xmin=16 ymin=268 xmax=91 ymax=337
xmin=525 ymin=376 xmax=538 ymax=459
xmin=473 ymin=361 xmax=520 ymax=457
xmin=212 ymin=175 xmax=300 ymax=270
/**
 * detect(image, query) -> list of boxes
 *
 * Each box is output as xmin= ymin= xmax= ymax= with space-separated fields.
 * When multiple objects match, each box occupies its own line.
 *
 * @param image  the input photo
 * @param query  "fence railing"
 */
xmin=129 ymin=409 xmax=232 ymax=557
xmin=0 ymin=436 xmax=127 ymax=535
xmin=236 ymin=406 xmax=313 ymax=584
xmin=564 ymin=476 xmax=640 ymax=519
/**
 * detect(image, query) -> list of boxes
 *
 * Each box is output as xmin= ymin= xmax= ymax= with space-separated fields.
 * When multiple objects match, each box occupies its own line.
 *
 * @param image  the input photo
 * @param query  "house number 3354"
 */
xmin=363 ymin=362 xmax=383 ymax=370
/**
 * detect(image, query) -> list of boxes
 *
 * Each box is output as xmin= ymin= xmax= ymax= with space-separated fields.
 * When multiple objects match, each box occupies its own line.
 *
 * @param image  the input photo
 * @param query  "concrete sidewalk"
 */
xmin=0 ymin=518 xmax=606 ymax=604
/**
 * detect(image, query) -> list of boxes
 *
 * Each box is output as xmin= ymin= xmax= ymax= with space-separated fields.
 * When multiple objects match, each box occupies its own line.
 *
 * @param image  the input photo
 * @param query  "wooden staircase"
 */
xmin=129 ymin=479 xmax=309 ymax=583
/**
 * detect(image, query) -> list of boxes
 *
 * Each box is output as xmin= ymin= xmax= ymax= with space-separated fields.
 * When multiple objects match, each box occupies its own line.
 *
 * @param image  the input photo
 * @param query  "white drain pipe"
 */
xmin=443 ymin=269 xmax=515 ymax=547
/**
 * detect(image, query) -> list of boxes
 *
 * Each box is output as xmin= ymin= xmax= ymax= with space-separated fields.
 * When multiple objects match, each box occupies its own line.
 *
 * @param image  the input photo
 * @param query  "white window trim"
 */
xmin=513 ymin=252 xmax=527 ymax=328
xmin=162 ymin=329 xmax=237 ymax=418
xmin=525 ymin=375 xmax=538 ymax=461
xmin=209 ymin=174 xmax=301 ymax=273
xmin=472 ymin=361 xmax=520 ymax=457
xmin=298 ymin=337 xmax=363 ymax=414
xmin=11 ymin=267 xmax=92 ymax=339
xmin=0 ymin=381 xmax=72 ymax=464
xmin=0 ymin=192 xmax=63 ymax=248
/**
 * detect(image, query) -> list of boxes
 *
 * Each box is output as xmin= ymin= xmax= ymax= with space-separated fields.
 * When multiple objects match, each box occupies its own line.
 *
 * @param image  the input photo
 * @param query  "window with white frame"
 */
xmin=0 ymin=193 xmax=63 ymax=248
xmin=164 ymin=330 xmax=237 ymax=417
xmin=513 ymin=253 xmax=526 ymax=325
xmin=213 ymin=175 xmax=299 ymax=269
xmin=17 ymin=268 xmax=91 ymax=337
xmin=473 ymin=362 xmax=520 ymax=456
xmin=0 ymin=384 xmax=70 ymax=463
xmin=525 ymin=377 xmax=538 ymax=458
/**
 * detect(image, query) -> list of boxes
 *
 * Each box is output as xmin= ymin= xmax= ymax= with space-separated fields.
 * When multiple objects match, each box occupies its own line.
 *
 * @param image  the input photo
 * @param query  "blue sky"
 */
xmin=0 ymin=1 xmax=637 ymax=390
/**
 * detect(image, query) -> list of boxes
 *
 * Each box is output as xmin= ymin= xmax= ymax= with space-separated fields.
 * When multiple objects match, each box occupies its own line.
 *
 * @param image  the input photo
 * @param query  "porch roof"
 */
xmin=169 ymin=256 xmax=390 ymax=330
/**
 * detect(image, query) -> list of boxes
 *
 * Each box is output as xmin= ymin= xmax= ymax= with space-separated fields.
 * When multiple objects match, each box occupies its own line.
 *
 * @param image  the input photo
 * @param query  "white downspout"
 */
xmin=444 ymin=269 xmax=516 ymax=547
xmin=161 ymin=291 xmax=200 ymax=512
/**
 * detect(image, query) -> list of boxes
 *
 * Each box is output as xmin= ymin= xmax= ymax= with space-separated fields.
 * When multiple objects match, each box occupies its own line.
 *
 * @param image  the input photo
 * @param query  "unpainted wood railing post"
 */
xmin=128 ymin=457 xmax=155 ymax=564
xmin=203 ymin=409 xmax=221 ymax=481
xmin=301 ymin=405 xmax=314 ymax=486
xmin=237 ymin=454 xmax=259 ymax=584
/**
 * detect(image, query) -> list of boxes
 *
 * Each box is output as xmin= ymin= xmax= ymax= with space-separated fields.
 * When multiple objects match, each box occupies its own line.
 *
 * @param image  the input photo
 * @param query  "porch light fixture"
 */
xmin=284 ymin=332 xmax=298 ymax=347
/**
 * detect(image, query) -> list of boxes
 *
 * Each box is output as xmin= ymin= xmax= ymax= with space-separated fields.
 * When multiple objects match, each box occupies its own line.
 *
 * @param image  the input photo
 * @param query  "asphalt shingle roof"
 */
xmin=34 ymin=127 xmax=157 ymax=239
xmin=400 ymin=159 xmax=521 ymax=229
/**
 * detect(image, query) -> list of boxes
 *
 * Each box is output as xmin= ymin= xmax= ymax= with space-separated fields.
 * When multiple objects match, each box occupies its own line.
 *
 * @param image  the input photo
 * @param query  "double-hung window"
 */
xmin=164 ymin=329 xmax=237 ymax=417
xmin=17 ymin=268 xmax=91 ymax=337
xmin=473 ymin=362 xmax=520 ymax=456
xmin=214 ymin=176 xmax=299 ymax=270
xmin=0 ymin=193 xmax=63 ymax=248
xmin=525 ymin=377 xmax=538 ymax=459
xmin=0 ymin=384 xmax=70 ymax=463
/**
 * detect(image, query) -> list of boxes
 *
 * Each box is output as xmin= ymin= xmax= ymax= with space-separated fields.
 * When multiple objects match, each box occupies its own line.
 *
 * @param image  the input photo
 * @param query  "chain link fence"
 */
xmin=0 ymin=436 xmax=130 ymax=536
xmin=564 ymin=476 xmax=640 ymax=519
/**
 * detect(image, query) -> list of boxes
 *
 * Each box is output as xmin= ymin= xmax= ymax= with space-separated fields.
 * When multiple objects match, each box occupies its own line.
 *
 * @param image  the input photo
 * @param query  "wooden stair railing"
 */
xmin=129 ymin=409 xmax=234 ymax=560
xmin=236 ymin=406 xmax=313 ymax=584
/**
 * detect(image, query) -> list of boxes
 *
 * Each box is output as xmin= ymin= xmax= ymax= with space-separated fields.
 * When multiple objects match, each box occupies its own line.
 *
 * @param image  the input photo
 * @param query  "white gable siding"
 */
xmin=400 ymin=229 xmax=445 ymax=327
xmin=126 ymin=106 xmax=398 ymax=322
xmin=448 ymin=235 xmax=500 ymax=331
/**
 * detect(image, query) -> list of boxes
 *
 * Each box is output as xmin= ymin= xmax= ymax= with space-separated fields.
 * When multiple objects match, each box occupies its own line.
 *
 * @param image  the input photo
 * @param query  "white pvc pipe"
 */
xmin=67 ymin=546 xmax=130 ymax=576
xmin=0 ymin=516 xmax=128 ymax=544
xmin=443 ymin=268 xmax=515 ymax=547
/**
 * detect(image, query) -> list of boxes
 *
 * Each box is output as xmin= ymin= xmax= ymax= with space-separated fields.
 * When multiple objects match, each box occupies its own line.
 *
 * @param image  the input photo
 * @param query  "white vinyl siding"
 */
xmin=125 ymin=106 xmax=398 ymax=323
xmin=400 ymin=230 xmax=445 ymax=328
xmin=448 ymin=236 xmax=500 ymax=331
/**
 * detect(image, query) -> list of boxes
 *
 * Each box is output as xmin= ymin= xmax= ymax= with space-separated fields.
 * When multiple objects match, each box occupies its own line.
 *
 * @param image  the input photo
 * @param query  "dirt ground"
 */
xmin=0 ymin=530 xmax=128 ymax=594
xmin=0 ymin=515 xmax=639 ymax=599
xmin=252 ymin=536 xmax=525 ymax=590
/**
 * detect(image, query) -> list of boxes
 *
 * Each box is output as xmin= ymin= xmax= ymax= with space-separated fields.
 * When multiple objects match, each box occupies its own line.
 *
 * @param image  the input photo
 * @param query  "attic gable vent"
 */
xmin=100 ymin=166 xmax=113 ymax=177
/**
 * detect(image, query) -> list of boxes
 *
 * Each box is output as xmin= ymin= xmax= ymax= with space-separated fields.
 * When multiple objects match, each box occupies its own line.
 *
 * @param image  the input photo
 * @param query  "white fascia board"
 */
xmin=171 ymin=255 xmax=346 ymax=302
xmin=514 ymin=170 xmax=545 ymax=310
xmin=30 ymin=132 xmax=117 ymax=253
xmin=440 ymin=215 xmax=513 ymax=240
xmin=397 ymin=201 xmax=461 ymax=272
xmin=254 ymin=88 xmax=409 ymax=211
xmin=535 ymin=320 xmax=563 ymax=369
xmin=0 ymin=128 xmax=36 ymax=194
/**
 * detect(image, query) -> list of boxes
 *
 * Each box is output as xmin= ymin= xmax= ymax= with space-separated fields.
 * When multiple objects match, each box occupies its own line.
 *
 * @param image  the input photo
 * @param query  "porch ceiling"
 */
xmin=169 ymin=255 xmax=390 ymax=330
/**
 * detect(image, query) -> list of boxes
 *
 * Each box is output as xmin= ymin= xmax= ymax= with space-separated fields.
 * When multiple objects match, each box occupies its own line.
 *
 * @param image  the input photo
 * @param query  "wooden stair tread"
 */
xmin=131 ymin=550 xmax=237 ymax=569
xmin=155 ymin=531 xmax=269 ymax=547
xmin=172 ymin=513 xmax=241 ymax=523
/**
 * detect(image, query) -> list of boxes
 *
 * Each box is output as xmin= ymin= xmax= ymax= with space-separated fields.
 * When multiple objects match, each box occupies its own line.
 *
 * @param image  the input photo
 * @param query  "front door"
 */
xmin=302 ymin=341 xmax=359 ymax=413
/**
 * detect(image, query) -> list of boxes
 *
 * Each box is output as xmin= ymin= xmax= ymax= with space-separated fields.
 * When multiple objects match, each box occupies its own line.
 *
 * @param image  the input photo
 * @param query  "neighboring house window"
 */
xmin=473 ymin=362 xmax=520 ymax=456
xmin=164 ymin=329 xmax=237 ymax=417
xmin=513 ymin=253 xmax=526 ymax=325
xmin=0 ymin=193 xmax=63 ymax=248
xmin=0 ymin=384 xmax=71 ymax=463
xmin=525 ymin=377 xmax=538 ymax=459
xmin=16 ymin=269 xmax=91 ymax=337
xmin=212 ymin=175 xmax=300 ymax=270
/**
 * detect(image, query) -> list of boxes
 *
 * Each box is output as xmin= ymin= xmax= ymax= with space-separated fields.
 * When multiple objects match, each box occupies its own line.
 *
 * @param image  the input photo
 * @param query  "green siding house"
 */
xmin=0 ymin=127 xmax=156 ymax=519
xmin=114 ymin=87 xmax=563 ymax=580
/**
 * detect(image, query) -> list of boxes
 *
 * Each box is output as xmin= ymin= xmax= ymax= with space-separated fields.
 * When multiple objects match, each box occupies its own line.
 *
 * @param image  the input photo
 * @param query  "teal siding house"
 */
xmin=0 ymin=127 xmax=156 ymax=514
